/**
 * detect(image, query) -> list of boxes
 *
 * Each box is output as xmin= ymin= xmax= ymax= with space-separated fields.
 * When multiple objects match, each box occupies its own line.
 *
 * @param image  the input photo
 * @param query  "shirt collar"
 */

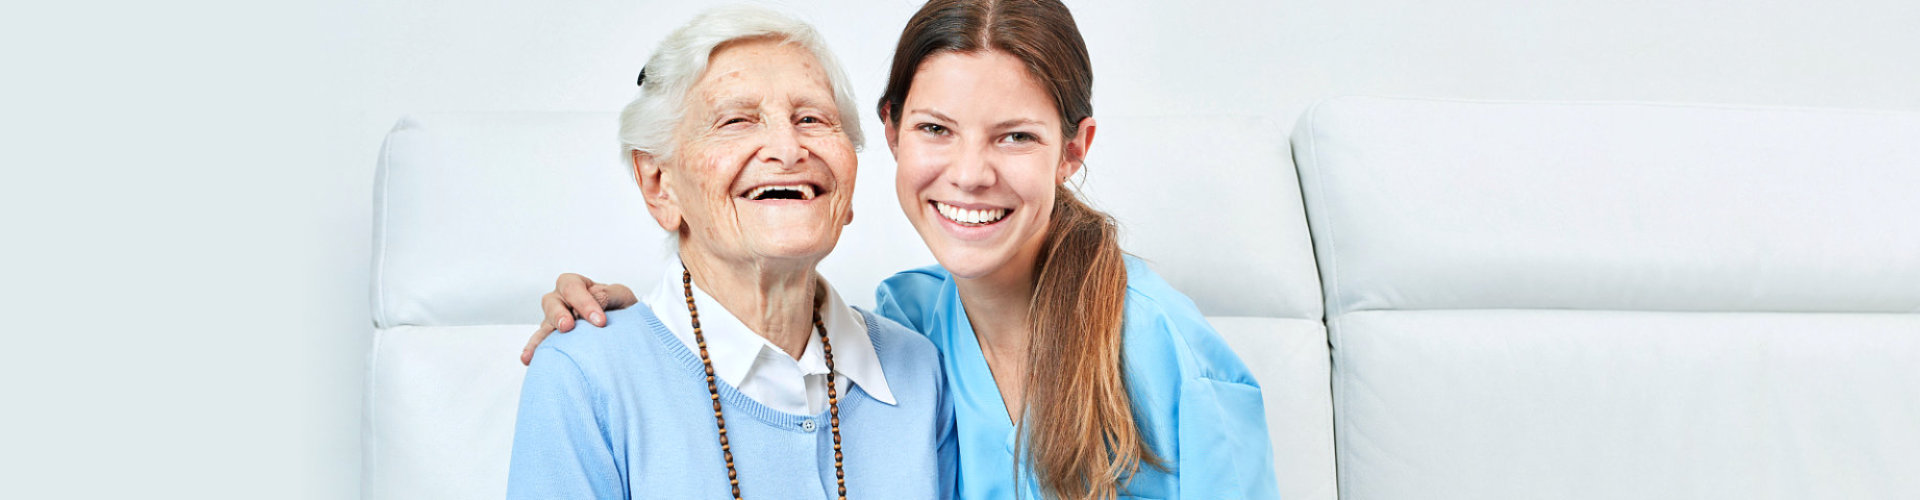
xmin=645 ymin=254 xmax=896 ymax=406
xmin=815 ymin=276 xmax=894 ymax=405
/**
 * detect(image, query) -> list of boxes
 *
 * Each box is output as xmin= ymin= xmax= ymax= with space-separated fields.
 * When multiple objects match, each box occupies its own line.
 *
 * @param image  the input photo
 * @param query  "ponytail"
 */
xmin=1020 ymin=185 xmax=1162 ymax=499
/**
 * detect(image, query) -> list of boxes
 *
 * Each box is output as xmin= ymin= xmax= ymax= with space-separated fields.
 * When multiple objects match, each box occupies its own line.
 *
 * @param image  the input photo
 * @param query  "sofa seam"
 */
xmin=362 ymin=119 xmax=401 ymax=499
xmin=1333 ymin=307 xmax=1920 ymax=317
xmin=371 ymin=120 xmax=399 ymax=329
xmin=1326 ymin=314 xmax=1349 ymax=500
xmin=1299 ymin=98 xmax=1349 ymax=500
xmin=1301 ymin=100 xmax=1343 ymax=319
xmin=362 ymin=327 xmax=384 ymax=498
xmin=1340 ymin=95 xmax=1920 ymax=117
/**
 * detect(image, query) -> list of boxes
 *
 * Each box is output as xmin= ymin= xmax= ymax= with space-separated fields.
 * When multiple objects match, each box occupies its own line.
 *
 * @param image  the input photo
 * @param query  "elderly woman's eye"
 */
xmin=721 ymin=116 xmax=752 ymax=127
xmin=798 ymin=115 xmax=825 ymax=125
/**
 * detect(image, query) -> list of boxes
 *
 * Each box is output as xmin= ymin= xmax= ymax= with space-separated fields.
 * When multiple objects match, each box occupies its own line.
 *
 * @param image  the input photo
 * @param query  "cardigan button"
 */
xmin=801 ymin=419 xmax=817 ymax=432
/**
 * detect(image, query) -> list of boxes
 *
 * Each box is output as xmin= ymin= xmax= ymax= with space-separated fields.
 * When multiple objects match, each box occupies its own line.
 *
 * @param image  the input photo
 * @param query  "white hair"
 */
xmin=619 ymin=5 xmax=864 ymax=162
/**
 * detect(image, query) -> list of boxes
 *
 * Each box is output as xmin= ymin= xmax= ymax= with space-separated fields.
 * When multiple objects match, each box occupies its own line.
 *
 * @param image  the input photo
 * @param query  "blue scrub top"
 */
xmin=876 ymin=255 xmax=1282 ymax=500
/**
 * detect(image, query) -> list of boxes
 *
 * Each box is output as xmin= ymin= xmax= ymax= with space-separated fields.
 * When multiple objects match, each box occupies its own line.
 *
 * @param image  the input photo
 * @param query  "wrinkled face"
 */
xmin=888 ymin=50 xmax=1075 ymax=280
xmin=649 ymin=37 xmax=857 ymax=267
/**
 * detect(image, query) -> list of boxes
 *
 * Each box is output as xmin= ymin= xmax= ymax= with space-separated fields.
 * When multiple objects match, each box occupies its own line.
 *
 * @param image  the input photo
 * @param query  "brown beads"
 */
xmin=685 ymin=267 xmax=847 ymax=500
xmin=816 ymin=313 xmax=847 ymax=499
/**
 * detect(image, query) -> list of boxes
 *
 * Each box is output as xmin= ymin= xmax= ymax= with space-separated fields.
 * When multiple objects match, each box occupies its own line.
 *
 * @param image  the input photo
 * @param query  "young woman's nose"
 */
xmin=947 ymin=144 xmax=996 ymax=190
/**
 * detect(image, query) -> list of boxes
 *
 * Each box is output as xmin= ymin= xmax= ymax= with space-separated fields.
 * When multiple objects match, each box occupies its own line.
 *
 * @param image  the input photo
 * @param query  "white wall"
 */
xmin=4 ymin=0 xmax=1913 ymax=497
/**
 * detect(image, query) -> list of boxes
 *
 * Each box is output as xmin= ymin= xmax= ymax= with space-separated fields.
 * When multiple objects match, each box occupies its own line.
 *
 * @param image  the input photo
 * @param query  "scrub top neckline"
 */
xmin=941 ymin=279 xmax=1022 ymax=441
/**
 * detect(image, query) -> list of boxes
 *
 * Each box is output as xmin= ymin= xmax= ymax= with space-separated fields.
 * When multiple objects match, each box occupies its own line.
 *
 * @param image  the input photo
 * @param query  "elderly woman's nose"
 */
xmin=753 ymin=120 xmax=807 ymax=168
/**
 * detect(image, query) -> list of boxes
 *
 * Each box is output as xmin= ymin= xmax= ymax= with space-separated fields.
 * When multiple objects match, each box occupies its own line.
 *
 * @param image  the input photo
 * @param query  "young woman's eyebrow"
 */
xmin=991 ymin=118 xmax=1046 ymax=131
xmin=905 ymin=108 xmax=956 ymax=124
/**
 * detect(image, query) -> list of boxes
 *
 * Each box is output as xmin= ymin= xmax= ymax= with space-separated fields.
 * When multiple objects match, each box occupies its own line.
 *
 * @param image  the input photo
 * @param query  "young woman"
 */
xmin=528 ymin=1 xmax=1280 ymax=498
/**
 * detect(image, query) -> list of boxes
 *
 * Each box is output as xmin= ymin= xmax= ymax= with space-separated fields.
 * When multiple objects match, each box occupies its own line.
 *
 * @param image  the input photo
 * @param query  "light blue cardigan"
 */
xmin=507 ymin=306 xmax=955 ymax=499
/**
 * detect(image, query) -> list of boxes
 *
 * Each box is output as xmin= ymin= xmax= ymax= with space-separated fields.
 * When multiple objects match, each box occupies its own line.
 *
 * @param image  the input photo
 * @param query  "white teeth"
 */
xmin=934 ymin=202 xmax=1009 ymax=225
xmin=745 ymin=184 xmax=815 ymax=200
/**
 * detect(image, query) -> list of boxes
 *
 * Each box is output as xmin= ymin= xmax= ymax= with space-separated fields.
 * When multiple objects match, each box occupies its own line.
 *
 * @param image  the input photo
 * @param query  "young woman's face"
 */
xmin=887 ymin=50 xmax=1086 ymax=281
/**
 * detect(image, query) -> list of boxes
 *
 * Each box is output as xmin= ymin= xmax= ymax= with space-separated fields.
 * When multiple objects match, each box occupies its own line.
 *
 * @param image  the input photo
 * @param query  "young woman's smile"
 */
xmin=929 ymin=199 xmax=1012 ymax=238
xmin=888 ymin=50 xmax=1079 ymax=280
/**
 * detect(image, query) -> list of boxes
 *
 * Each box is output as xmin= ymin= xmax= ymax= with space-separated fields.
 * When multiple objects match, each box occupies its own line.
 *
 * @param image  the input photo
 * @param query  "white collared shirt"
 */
xmin=645 ymin=254 xmax=896 ymax=415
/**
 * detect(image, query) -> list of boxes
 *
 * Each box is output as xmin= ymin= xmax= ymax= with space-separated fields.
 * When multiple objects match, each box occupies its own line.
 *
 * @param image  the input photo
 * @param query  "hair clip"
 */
xmin=637 ymin=67 xmax=647 ymax=87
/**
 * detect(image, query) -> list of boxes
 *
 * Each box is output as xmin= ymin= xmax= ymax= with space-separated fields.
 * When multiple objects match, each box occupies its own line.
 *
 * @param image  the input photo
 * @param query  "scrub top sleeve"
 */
xmin=507 ymin=347 xmax=626 ymax=500
xmin=874 ymin=272 xmax=939 ymax=333
xmin=1167 ymin=319 xmax=1284 ymax=500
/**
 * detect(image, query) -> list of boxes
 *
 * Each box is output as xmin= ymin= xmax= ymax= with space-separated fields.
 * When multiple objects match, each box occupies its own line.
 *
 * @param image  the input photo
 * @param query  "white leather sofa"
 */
xmin=1293 ymin=97 xmax=1920 ymax=499
xmin=365 ymin=98 xmax=1918 ymax=499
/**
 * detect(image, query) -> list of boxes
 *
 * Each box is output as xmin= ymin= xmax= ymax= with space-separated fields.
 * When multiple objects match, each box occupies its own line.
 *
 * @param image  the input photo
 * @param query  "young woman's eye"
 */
xmin=916 ymin=123 xmax=949 ymax=136
xmin=1001 ymin=132 xmax=1037 ymax=144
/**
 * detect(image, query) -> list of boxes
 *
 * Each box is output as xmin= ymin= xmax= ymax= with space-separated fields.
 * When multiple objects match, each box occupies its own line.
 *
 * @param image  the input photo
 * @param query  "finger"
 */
xmin=559 ymin=281 xmax=608 ymax=327
xmin=556 ymin=272 xmax=595 ymax=289
xmin=522 ymin=324 xmax=555 ymax=366
xmin=603 ymin=284 xmax=639 ymax=310
xmin=585 ymin=286 xmax=611 ymax=327
xmin=541 ymin=293 xmax=577 ymax=333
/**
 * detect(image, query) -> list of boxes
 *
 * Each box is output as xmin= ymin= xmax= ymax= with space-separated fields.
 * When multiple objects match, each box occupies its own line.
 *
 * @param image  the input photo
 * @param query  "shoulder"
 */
xmin=876 ymin=264 xmax=949 ymax=304
xmin=1119 ymin=255 xmax=1200 ymax=331
xmin=857 ymin=307 xmax=941 ymax=366
xmin=855 ymin=307 xmax=947 ymax=406
xmin=1119 ymin=255 xmax=1260 ymax=387
xmin=531 ymin=307 xmax=665 ymax=376
xmin=1120 ymin=255 xmax=1192 ymax=312
xmin=872 ymin=264 xmax=951 ymax=334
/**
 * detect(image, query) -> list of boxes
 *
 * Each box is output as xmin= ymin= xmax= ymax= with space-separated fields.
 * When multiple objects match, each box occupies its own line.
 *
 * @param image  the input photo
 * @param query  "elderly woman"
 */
xmin=506 ymin=6 xmax=953 ymax=499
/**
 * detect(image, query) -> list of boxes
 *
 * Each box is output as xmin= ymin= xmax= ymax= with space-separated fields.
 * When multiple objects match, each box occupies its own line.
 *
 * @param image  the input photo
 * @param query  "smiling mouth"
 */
xmin=742 ymin=184 xmax=819 ymax=201
xmin=933 ymin=201 xmax=1010 ymax=226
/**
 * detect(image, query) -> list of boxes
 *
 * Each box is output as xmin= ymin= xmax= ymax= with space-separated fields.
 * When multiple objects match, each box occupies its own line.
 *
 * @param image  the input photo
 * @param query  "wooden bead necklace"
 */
xmin=684 ymin=268 xmax=847 ymax=500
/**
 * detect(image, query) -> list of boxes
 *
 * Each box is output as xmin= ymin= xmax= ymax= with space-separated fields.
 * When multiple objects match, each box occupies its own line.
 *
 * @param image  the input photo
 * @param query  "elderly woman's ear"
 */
xmin=632 ymin=150 xmax=683 ymax=233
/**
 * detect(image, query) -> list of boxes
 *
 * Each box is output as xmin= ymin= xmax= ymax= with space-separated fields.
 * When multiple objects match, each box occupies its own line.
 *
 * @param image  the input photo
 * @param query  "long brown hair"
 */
xmin=878 ymin=1 xmax=1160 ymax=498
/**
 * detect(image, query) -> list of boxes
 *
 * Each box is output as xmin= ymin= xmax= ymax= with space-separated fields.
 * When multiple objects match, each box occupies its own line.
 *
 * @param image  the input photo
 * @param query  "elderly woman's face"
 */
xmin=658 ymin=38 xmax=856 ymax=266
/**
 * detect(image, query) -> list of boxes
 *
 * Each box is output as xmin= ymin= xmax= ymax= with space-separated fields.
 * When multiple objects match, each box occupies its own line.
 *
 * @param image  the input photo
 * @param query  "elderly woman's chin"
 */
xmin=731 ymin=203 xmax=846 ymax=261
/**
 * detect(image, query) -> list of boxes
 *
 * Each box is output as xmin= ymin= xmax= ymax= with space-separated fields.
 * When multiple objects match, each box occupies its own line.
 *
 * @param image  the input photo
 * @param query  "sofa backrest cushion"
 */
xmin=1293 ymin=97 xmax=1920 ymax=499
xmin=1295 ymin=97 xmax=1920 ymax=316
